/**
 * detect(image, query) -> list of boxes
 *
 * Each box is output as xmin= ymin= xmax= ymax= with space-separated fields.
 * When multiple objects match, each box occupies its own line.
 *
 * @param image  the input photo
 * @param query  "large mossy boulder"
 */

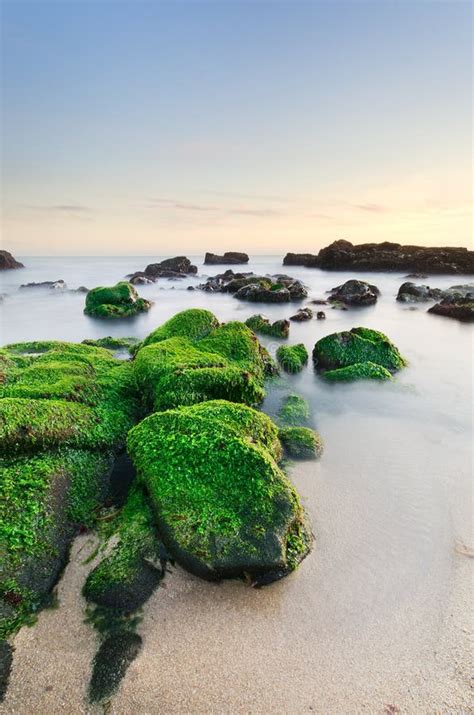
xmin=84 ymin=281 xmax=151 ymax=319
xmin=134 ymin=311 xmax=269 ymax=411
xmin=127 ymin=401 xmax=311 ymax=583
xmin=313 ymin=327 xmax=406 ymax=381
xmin=0 ymin=341 xmax=140 ymax=637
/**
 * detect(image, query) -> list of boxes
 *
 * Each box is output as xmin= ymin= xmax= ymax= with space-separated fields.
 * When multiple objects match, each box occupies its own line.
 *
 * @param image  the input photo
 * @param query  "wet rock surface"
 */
xmin=129 ymin=256 xmax=197 ymax=283
xmin=328 ymin=279 xmax=380 ymax=306
xmin=290 ymin=307 xmax=313 ymax=322
xmin=428 ymin=293 xmax=474 ymax=322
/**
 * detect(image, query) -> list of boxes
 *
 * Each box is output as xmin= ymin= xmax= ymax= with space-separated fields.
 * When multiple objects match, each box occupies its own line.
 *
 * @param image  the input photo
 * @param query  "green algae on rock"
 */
xmin=127 ymin=400 xmax=311 ymax=583
xmin=276 ymin=344 xmax=308 ymax=374
xmin=89 ymin=631 xmax=142 ymax=704
xmin=84 ymin=281 xmax=151 ymax=319
xmin=134 ymin=315 xmax=268 ymax=411
xmin=245 ymin=314 xmax=290 ymax=338
xmin=140 ymin=308 xmax=219 ymax=348
xmin=0 ymin=341 xmax=141 ymax=637
xmin=83 ymin=486 xmax=162 ymax=612
xmin=278 ymin=394 xmax=310 ymax=426
xmin=323 ymin=361 xmax=393 ymax=382
xmin=279 ymin=426 xmax=323 ymax=460
xmin=313 ymin=327 xmax=406 ymax=381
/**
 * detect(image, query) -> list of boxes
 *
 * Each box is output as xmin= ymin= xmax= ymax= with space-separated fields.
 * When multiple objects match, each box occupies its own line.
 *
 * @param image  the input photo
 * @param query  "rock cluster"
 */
xmin=283 ymin=240 xmax=474 ymax=274
xmin=129 ymin=256 xmax=197 ymax=284
xmin=199 ymin=270 xmax=307 ymax=303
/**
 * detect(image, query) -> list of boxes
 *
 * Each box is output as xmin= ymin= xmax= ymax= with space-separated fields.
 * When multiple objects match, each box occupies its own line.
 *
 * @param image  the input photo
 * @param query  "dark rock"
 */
xmin=309 ymin=299 xmax=328 ymax=305
xmin=0 ymin=640 xmax=13 ymax=702
xmin=145 ymin=256 xmax=197 ymax=278
xmin=89 ymin=632 xmax=142 ymax=703
xmin=396 ymin=282 xmax=445 ymax=303
xmin=234 ymin=283 xmax=291 ymax=303
xmin=187 ymin=285 xmax=195 ymax=291
xmin=20 ymin=280 xmax=67 ymax=290
xmin=283 ymin=253 xmax=319 ymax=267
xmin=129 ymin=272 xmax=154 ymax=285
xmin=0 ymin=251 xmax=24 ymax=270
xmin=246 ymin=314 xmax=290 ymax=338
xmin=428 ymin=292 xmax=474 ymax=322
xmin=328 ymin=279 xmax=379 ymax=306
xmin=315 ymin=240 xmax=474 ymax=274
xmin=290 ymin=307 xmax=313 ymax=322
xmin=316 ymin=311 xmax=326 ymax=320
xmin=75 ymin=286 xmax=89 ymax=293
xmin=204 ymin=251 xmax=249 ymax=265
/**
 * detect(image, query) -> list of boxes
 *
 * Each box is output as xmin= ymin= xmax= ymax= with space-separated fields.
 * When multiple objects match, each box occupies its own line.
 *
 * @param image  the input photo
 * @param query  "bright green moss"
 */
xmin=313 ymin=327 xmax=406 ymax=374
xmin=84 ymin=282 xmax=151 ymax=319
xmin=127 ymin=401 xmax=311 ymax=580
xmin=140 ymin=309 xmax=219 ymax=348
xmin=245 ymin=314 xmax=290 ymax=338
xmin=82 ymin=337 xmax=139 ymax=352
xmin=279 ymin=427 xmax=323 ymax=460
xmin=0 ymin=449 xmax=113 ymax=638
xmin=83 ymin=486 xmax=160 ymax=611
xmin=276 ymin=344 xmax=308 ymax=374
xmin=278 ymin=394 xmax=310 ymax=426
xmin=323 ymin=362 xmax=393 ymax=382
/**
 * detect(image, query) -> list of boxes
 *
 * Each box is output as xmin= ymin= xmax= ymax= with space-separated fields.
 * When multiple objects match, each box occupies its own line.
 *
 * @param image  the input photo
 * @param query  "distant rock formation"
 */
xmin=283 ymin=240 xmax=474 ymax=274
xmin=20 ymin=280 xmax=67 ymax=290
xmin=204 ymin=252 xmax=249 ymax=265
xmin=0 ymin=250 xmax=24 ymax=270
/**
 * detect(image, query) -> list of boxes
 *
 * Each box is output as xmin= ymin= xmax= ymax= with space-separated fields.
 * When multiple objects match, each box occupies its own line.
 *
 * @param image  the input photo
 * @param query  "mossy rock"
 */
xmin=323 ymin=361 xmax=392 ymax=382
xmin=83 ymin=486 xmax=161 ymax=612
xmin=127 ymin=401 xmax=311 ymax=583
xmin=84 ymin=282 xmax=151 ymax=319
xmin=140 ymin=308 xmax=219 ymax=348
xmin=279 ymin=427 xmax=323 ymax=460
xmin=134 ymin=316 xmax=268 ymax=411
xmin=82 ymin=336 xmax=140 ymax=354
xmin=0 ymin=449 xmax=114 ymax=638
xmin=245 ymin=314 xmax=290 ymax=338
xmin=276 ymin=344 xmax=308 ymax=374
xmin=278 ymin=394 xmax=310 ymax=426
xmin=313 ymin=327 xmax=406 ymax=377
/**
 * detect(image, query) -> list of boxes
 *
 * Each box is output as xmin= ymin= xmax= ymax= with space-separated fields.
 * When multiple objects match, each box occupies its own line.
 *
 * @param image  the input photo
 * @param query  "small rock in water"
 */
xmin=20 ymin=280 xmax=67 ymax=290
xmin=316 ymin=311 xmax=326 ymax=320
xmin=328 ymin=279 xmax=379 ymax=307
xmin=290 ymin=307 xmax=313 ymax=322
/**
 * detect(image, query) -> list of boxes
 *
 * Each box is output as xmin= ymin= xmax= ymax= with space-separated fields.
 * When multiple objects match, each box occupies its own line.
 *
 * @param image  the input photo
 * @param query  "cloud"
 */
xmin=352 ymin=203 xmax=388 ymax=213
xmin=23 ymin=203 xmax=92 ymax=214
xmin=147 ymin=197 xmax=282 ymax=217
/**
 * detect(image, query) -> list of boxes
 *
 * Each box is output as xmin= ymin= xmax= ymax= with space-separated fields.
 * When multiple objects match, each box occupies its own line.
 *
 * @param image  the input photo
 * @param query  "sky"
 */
xmin=1 ymin=0 xmax=472 ymax=256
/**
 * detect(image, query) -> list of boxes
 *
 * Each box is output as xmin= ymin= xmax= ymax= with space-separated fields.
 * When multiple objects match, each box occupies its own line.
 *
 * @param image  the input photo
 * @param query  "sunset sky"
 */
xmin=1 ymin=0 xmax=472 ymax=256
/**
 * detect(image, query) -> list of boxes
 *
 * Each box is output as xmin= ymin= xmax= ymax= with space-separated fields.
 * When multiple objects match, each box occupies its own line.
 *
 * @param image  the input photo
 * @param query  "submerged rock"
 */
xmin=290 ymin=307 xmax=313 ymax=321
xmin=278 ymin=394 xmax=310 ymax=426
xmin=276 ymin=344 xmax=308 ymax=373
xmin=313 ymin=327 xmax=406 ymax=381
xmin=328 ymin=279 xmax=379 ymax=306
xmin=283 ymin=253 xmax=319 ymax=268
xmin=428 ymin=293 xmax=474 ymax=322
xmin=0 ymin=251 xmax=24 ymax=270
xmin=396 ymin=282 xmax=445 ymax=303
xmin=279 ymin=426 xmax=323 ymax=460
xmin=20 ymin=280 xmax=67 ymax=290
xmin=84 ymin=281 xmax=152 ymax=319
xmin=204 ymin=251 xmax=249 ymax=265
xmin=127 ymin=400 xmax=312 ymax=583
xmin=246 ymin=314 xmax=290 ymax=339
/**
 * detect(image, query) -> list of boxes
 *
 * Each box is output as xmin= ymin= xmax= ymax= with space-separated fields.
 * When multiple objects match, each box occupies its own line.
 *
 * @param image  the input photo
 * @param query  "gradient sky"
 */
xmin=1 ymin=0 xmax=472 ymax=256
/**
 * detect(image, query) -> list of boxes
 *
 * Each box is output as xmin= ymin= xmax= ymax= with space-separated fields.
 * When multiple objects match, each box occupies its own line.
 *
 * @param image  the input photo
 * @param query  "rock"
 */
xmin=283 ymin=253 xmax=318 ymax=267
xmin=290 ymin=307 xmax=313 ymax=322
xmin=313 ymin=327 xmax=406 ymax=381
xmin=328 ymin=279 xmax=379 ymax=306
xmin=309 ymin=299 xmax=328 ymax=305
xmin=84 ymin=281 xmax=152 ymax=319
xmin=204 ymin=252 xmax=249 ymax=265
xmin=127 ymin=400 xmax=312 ymax=583
xmin=129 ymin=272 xmax=154 ymax=285
xmin=144 ymin=256 xmax=197 ymax=278
xmin=135 ymin=311 xmax=269 ymax=411
xmin=279 ymin=426 xmax=323 ymax=460
xmin=396 ymin=282 xmax=445 ymax=303
xmin=198 ymin=272 xmax=307 ymax=302
xmin=75 ymin=286 xmax=89 ymax=293
xmin=235 ymin=283 xmax=291 ymax=303
xmin=245 ymin=314 xmax=290 ymax=338
xmin=405 ymin=272 xmax=428 ymax=279
xmin=315 ymin=240 xmax=474 ymax=274
xmin=278 ymin=394 xmax=310 ymax=425
xmin=187 ymin=285 xmax=195 ymax=290
xmin=0 ymin=251 xmax=24 ymax=270
xmin=0 ymin=640 xmax=13 ymax=702
xmin=20 ymin=280 xmax=67 ymax=290
xmin=276 ymin=344 xmax=308 ymax=373
xmin=316 ymin=311 xmax=326 ymax=320
xmin=428 ymin=293 xmax=474 ymax=322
